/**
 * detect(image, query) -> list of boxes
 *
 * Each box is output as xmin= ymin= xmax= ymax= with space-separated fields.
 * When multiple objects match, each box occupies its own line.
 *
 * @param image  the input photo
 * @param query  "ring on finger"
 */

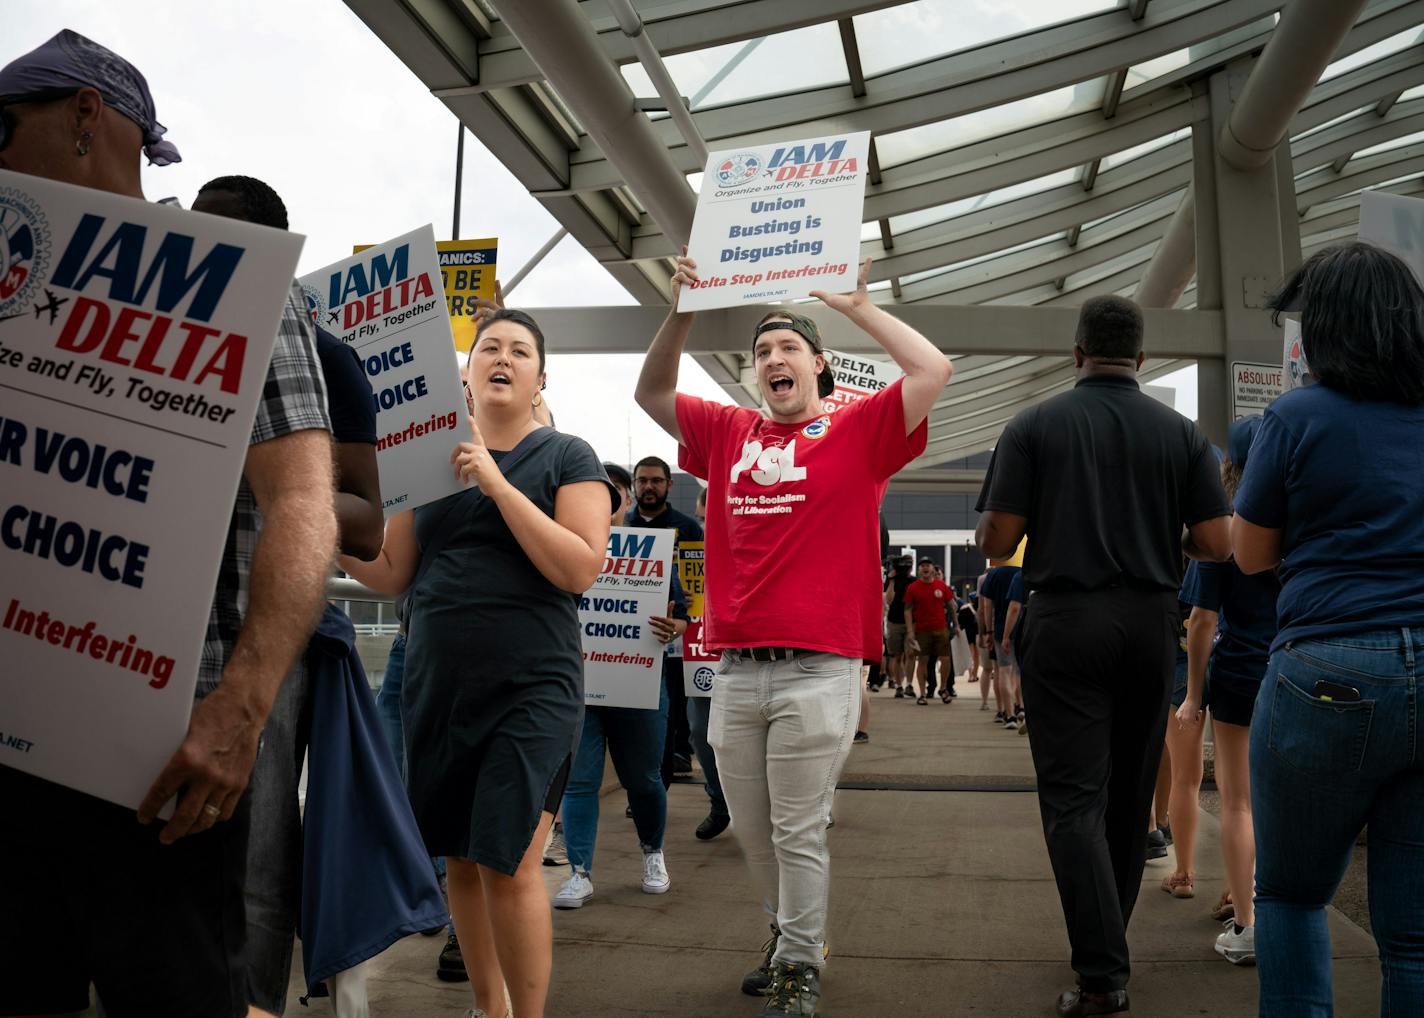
xmin=202 ymin=803 xmax=222 ymax=820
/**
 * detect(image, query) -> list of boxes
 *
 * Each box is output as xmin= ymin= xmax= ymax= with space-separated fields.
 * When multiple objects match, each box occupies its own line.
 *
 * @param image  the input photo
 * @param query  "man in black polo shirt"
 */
xmin=975 ymin=296 xmax=1230 ymax=1018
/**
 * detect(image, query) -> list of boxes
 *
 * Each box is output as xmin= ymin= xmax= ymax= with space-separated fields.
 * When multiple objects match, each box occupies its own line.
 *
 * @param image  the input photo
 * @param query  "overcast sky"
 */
xmin=9 ymin=1 xmax=1197 ymax=464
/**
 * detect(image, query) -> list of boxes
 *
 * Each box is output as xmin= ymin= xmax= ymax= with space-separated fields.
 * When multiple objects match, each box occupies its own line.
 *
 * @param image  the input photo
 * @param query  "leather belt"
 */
xmin=739 ymin=646 xmax=809 ymax=662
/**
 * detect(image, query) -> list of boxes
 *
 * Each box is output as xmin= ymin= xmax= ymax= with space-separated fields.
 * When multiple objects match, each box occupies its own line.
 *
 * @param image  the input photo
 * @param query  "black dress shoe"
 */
xmin=1056 ymin=988 xmax=1131 ymax=1017
xmin=696 ymin=812 xmax=730 ymax=840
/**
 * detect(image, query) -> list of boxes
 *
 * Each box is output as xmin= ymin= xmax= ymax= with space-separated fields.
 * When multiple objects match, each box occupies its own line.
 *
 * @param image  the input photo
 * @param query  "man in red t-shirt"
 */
xmin=903 ymin=558 xmax=956 ymax=705
xmin=635 ymin=257 xmax=951 ymax=1017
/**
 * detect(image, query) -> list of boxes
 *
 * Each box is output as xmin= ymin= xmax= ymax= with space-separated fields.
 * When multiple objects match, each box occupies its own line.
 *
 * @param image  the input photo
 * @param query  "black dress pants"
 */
xmin=1018 ymin=587 xmax=1178 ymax=993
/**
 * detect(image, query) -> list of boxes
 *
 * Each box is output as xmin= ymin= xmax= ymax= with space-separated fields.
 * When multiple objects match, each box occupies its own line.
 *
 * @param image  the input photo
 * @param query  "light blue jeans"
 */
xmin=562 ymin=684 xmax=670 ymax=873
xmin=1251 ymin=628 xmax=1424 ymax=1017
xmin=708 ymin=650 xmax=861 ymax=968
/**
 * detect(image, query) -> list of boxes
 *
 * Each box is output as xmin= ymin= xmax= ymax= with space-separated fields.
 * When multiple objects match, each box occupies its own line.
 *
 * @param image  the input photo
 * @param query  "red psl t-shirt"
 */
xmin=903 ymin=579 xmax=953 ymax=633
xmin=676 ymin=379 xmax=927 ymax=660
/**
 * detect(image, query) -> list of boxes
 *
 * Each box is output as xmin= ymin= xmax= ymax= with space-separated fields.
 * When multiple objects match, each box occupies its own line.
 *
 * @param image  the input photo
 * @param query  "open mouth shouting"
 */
xmin=488 ymin=370 xmax=512 ymax=388
xmin=768 ymin=372 xmax=795 ymax=396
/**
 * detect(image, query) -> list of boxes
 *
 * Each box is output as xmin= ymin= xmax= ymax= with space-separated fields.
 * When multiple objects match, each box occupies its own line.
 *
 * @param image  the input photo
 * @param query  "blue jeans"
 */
xmin=563 ymin=684 xmax=669 ymax=873
xmin=374 ymin=633 xmax=449 ymax=918
xmin=687 ymin=694 xmax=728 ymax=818
xmin=1251 ymin=628 xmax=1424 ymax=1017
xmin=374 ymin=633 xmax=407 ymax=774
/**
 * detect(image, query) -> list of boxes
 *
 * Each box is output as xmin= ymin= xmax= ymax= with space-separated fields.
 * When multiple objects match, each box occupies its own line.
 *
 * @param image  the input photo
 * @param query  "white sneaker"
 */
xmin=553 ymin=869 xmax=593 ymax=909
xmin=1215 ymin=923 xmax=1255 ymax=965
xmin=641 ymin=850 xmax=671 ymax=894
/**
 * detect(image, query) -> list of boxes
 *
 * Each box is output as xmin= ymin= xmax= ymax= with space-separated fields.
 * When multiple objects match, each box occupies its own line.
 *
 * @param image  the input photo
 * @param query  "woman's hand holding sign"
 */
xmin=452 ymin=415 xmax=511 ymax=496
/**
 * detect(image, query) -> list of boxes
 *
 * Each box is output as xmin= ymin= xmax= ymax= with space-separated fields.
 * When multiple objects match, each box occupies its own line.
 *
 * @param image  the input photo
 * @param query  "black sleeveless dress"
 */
xmin=402 ymin=428 xmax=611 ymax=874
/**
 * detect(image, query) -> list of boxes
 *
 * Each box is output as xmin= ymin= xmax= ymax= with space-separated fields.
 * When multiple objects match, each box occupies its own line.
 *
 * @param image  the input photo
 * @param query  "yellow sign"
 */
xmin=678 ymin=541 xmax=705 ymax=617
xmin=437 ymin=238 xmax=498 ymax=353
xmin=355 ymin=237 xmax=498 ymax=353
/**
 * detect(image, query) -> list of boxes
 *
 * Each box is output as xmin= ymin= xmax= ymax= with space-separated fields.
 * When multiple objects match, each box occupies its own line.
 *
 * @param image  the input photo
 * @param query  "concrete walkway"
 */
xmin=285 ymin=685 xmax=1381 ymax=1017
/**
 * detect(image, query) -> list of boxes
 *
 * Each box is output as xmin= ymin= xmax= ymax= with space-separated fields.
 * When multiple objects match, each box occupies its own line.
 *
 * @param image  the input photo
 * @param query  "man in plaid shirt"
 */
xmin=0 ymin=32 xmax=337 ymax=1018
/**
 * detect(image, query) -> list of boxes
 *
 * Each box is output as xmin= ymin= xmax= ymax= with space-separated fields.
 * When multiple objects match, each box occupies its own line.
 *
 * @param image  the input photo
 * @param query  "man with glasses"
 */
xmin=624 ymin=455 xmax=704 ymax=790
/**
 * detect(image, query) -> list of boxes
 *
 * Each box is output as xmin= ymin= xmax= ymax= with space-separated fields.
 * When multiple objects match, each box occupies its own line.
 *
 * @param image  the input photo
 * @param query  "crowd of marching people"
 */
xmin=4 ymin=27 xmax=1424 ymax=1018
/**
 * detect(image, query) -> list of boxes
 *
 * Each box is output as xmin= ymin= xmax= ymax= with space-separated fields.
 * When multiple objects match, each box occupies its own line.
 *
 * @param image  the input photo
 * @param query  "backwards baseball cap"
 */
xmin=917 ymin=556 xmax=935 ymax=566
xmin=753 ymin=313 xmax=836 ymax=399
xmin=1227 ymin=415 xmax=1263 ymax=468
xmin=0 ymin=30 xmax=180 ymax=166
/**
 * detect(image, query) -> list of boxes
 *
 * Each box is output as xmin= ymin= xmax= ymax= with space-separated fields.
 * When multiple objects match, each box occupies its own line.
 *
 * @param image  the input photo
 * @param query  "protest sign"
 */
xmin=678 ymin=540 xmax=718 ymax=698
xmin=0 ymin=168 xmax=301 ymax=810
xmin=1231 ymin=362 xmax=1284 ymax=419
xmin=1283 ymin=318 xmax=1313 ymax=391
xmin=361 ymin=237 xmax=499 ymax=354
xmin=304 ymin=226 xmax=466 ymax=515
xmin=1359 ymin=190 xmax=1424 ymax=285
xmin=438 ymin=238 xmax=498 ymax=354
xmin=581 ymin=527 xmax=675 ymax=709
xmin=678 ymin=132 xmax=871 ymax=312
xmin=822 ymin=349 xmax=901 ymax=416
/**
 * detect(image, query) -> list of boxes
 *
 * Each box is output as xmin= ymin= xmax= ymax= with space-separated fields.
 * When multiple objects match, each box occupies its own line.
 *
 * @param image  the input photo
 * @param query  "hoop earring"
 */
xmin=532 ymin=392 xmax=543 ymax=408
xmin=75 ymin=132 xmax=93 ymax=157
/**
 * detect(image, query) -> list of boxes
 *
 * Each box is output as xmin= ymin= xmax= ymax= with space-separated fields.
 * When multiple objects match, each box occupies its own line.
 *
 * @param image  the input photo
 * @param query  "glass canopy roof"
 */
xmin=344 ymin=0 xmax=1424 ymax=461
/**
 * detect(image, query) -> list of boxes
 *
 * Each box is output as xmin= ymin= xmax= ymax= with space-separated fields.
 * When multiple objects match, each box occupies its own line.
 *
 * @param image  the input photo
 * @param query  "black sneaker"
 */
xmin=894 ymin=687 xmax=905 ymax=699
xmin=673 ymin=754 xmax=693 ymax=775
xmin=696 ymin=812 xmax=730 ymax=841
xmin=994 ymin=711 xmax=1007 ymax=723
xmin=741 ymin=925 xmax=781 ymax=996
xmin=852 ymin=730 xmax=869 ymax=744
xmin=1160 ymin=823 xmax=1174 ymax=846
xmin=1146 ymin=828 xmax=1168 ymax=860
xmin=758 ymin=962 xmax=822 ymax=1016
xmin=436 ymin=932 xmax=468 ymax=982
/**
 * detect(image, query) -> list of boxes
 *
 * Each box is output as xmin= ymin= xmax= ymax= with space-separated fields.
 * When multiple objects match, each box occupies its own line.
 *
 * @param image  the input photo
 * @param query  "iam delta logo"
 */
xmin=0 ymin=187 xmax=54 ymax=322
xmin=693 ymin=666 xmax=715 ymax=692
xmin=715 ymin=152 xmax=763 ymax=189
xmin=302 ymin=283 xmax=328 ymax=327
xmin=801 ymin=416 xmax=831 ymax=440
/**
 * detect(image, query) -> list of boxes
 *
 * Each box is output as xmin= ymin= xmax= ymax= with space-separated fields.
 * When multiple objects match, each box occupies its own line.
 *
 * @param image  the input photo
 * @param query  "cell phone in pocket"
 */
xmin=1311 ymin=679 xmax=1362 ymax=703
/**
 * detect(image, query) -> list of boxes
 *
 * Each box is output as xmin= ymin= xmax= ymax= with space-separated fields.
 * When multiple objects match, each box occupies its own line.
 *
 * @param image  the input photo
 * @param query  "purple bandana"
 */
xmin=0 ymin=29 xmax=181 ymax=166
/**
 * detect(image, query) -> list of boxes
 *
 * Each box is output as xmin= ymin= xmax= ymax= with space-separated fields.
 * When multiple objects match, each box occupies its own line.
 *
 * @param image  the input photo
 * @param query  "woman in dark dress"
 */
xmin=343 ymin=309 xmax=612 ymax=1018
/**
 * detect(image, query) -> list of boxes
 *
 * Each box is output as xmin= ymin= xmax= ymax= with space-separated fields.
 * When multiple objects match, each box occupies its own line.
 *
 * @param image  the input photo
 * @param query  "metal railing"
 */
xmin=329 ymin=577 xmax=397 ymax=636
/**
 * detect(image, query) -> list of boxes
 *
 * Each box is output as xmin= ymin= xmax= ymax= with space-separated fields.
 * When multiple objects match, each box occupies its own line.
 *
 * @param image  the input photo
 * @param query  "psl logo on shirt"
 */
xmin=730 ymin=438 xmax=808 ymax=486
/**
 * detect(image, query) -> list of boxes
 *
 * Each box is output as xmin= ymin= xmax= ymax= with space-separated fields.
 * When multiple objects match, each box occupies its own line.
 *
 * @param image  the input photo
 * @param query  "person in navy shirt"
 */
xmin=1170 ymin=416 xmax=1280 ymax=966
xmin=1232 ymin=241 xmax=1424 ymax=1015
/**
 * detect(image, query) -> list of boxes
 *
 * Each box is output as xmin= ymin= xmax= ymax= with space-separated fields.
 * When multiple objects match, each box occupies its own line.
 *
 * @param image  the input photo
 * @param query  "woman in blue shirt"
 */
xmin=1234 ymin=242 xmax=1424 ymax=1017
xmin=1175 ymin=416 xmax=1280 ymax=967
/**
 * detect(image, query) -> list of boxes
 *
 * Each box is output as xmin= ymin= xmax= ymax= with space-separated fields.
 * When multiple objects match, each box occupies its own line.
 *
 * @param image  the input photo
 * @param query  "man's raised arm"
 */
xmin=635 ymin=251 xmax=699 ymax=443
xmin=811 ymin=259 xmax=952 ymax=434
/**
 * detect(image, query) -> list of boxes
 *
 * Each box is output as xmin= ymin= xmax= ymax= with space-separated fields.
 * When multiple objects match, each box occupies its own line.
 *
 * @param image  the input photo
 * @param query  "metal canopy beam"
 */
xmin=492 ymin=0 xmax=695 ymax=251
xmin=866 ymin=151 xmax=1192 ymax=281
xmin=563 ymin=0 xmax=1282 ymax=190
xmin=1135 ymin=0 xmax=1372 ymax=306
xmin=469 ymin=0 xmax=911 ymax=93
xmin=1296 ymin=141 xmax=1424 ymax=209
xmin=900 ymin=193 xmax=1181 ymax=303
xmin=524 ymin=304 xmax=1224 ymax=358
